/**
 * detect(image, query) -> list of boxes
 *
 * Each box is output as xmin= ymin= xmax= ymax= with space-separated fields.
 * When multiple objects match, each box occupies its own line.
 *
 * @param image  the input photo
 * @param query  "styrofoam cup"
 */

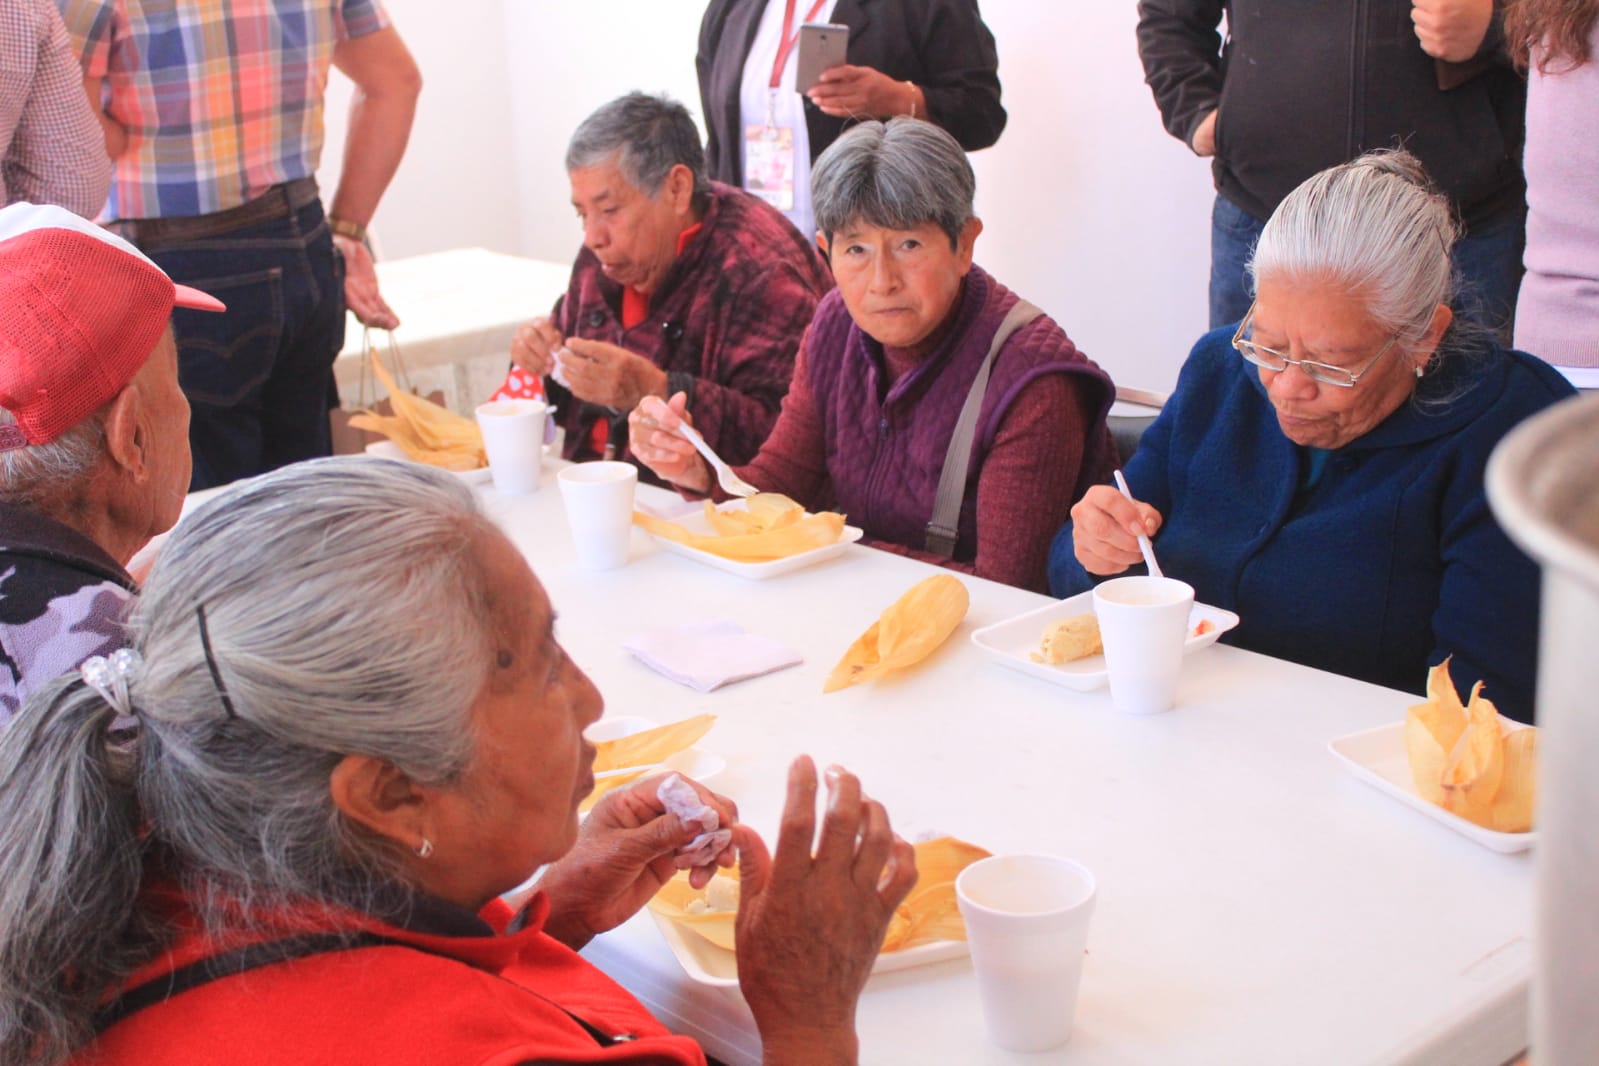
xmin=475 ymin=399 xmax=547 ymax=495
xmin=956 ymin=853 xmax=1097 ymax=1052
xmin=557 ymin=461 xmax=637 ymax=570
xmin=1093 ymin=575 xmax=1195 ymax=714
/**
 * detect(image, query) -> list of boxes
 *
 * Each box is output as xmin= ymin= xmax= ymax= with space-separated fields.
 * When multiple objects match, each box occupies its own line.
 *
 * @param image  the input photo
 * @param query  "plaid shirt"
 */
xmin=1 ymin=0 xmax=109 ymax=216
xmin=540 ymin=181 xmax=833 ymax=470
xmin=56 ymin=0 xmax=388 ymax=219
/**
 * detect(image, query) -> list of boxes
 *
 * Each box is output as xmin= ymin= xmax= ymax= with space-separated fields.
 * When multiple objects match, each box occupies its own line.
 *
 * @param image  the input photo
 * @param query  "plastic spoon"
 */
xmin=1113 ymin=469 xmax=1163 ymax=578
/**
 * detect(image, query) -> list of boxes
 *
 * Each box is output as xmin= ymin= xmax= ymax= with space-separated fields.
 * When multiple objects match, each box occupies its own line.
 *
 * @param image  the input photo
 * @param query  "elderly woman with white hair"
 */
xmin=0 ymin=457 xmax=917 ymax=1065
xmin=1051 ymin=151 xmax=1576 ymax=722
xmin=632 ymin=118 xmax=1117 ymax=593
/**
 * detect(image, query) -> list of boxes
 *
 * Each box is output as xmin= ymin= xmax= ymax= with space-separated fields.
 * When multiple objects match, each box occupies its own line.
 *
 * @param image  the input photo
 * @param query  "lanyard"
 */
xmin=769 ymin=0 xmax=830 ymax=89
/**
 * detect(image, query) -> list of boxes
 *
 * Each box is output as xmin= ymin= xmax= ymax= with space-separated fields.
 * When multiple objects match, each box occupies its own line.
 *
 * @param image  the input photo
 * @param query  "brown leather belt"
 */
xmin=108 ymin=176 xmax=321 ymax=245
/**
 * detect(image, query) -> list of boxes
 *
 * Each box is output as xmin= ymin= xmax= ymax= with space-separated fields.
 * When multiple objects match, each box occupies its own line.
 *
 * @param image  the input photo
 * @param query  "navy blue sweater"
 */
xmin=1048 ymin=328 xmax=1575 ymax=722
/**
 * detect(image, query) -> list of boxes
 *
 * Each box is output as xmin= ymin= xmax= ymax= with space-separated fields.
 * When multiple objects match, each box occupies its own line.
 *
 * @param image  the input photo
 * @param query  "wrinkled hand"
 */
xmin=807 ymin=64 xmax=913 ymax=120
xmin=333 ymin=234 xmax=399 ymax=329
xmin=628 ymin=394 xmax=712 ymax=493
xmin=511 ymin=316 xmax=564 ymax=378
xmin=1071 ymin=483 xmax=1164 ymax=576
xmin=557 ymin=336 xmax=669 ymax=411
xmin=1411 ymin=0 xmax=1494 ymax=62
xmin=1191 ymin=109 xmax=1218 ymax=158
xmin=538 ymin=774 xmax=738 ymax=951
xmin=734 ymin=758 xmax=918 ymax=1061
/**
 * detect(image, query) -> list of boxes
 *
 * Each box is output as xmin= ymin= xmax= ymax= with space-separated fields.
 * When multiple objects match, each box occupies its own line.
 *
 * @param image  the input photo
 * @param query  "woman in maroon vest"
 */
xmin=631 ymin=118 xmax=1117 ymax=592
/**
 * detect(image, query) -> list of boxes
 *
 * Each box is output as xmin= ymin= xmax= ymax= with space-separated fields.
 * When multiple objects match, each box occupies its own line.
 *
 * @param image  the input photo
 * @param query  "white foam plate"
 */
xmin=1327 ymin=722 xmax=1535 ymax=853
xmin=639 ymin=500 xmax=863 ymax=580
xmin=970 ymin=589 xmax=1240 ymax=692
xmin=363 ymin=440 xmax=492 ymax=484
xmin=649 ymin=909 xmax=969 ymax=989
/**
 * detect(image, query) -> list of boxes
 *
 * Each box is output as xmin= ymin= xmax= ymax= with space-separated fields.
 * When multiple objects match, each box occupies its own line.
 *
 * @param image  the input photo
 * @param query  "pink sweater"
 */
xmin=1513 ymin=26 xmax=1599 ymax=376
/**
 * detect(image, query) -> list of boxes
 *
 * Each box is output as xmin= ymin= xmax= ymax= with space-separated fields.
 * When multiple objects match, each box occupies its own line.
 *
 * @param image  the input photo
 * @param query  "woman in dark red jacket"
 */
xmin=632 ymin=120 xmax=1115 ymax=593
xmin=0 ymin=457 xmax=916 ymax=1066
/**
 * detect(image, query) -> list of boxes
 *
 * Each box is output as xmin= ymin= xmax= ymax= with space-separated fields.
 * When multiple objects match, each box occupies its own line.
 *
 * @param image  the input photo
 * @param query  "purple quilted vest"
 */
xmin=805 ymin=266 xmax=1114 ymax=563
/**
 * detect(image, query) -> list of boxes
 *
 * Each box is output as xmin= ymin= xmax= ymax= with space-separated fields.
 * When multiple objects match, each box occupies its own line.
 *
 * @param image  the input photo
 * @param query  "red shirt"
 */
xmin=495 ymin=182 xmax=833 ymax=477
xmin=80 ymin=882 xmax=706 ymax=1066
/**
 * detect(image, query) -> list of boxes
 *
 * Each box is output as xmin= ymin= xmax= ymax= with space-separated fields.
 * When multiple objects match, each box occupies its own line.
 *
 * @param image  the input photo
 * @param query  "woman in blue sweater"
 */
xmin=1049 ymin=151 xmax=1574 ymax=722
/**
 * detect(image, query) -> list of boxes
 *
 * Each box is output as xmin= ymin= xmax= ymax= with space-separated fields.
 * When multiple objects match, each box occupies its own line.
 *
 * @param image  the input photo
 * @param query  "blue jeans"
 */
xmin=1208 ymin=193 xmax=1526 ymax=339
xmin=1209 ymin=194 xmax=1264 ymax=331
xmin=136 ymin=200 xmax=346 ymax=491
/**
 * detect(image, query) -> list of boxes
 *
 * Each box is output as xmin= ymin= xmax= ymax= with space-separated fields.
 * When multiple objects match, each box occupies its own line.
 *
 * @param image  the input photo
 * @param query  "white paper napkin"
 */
xmin=624 ymin=619 xmax=802 ymax=692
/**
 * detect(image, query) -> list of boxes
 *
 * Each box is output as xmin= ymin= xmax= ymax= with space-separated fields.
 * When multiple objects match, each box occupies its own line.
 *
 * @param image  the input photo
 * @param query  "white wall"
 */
xmin=321 ymin=1 xmax=1217 ymax=393
xmin=971 ymin=4 xmax=1215 ymax=393
xmin=498 ymin=2 xmax=705 ymax=271
xmin=320 ymin=0 xmax=522 ymax=260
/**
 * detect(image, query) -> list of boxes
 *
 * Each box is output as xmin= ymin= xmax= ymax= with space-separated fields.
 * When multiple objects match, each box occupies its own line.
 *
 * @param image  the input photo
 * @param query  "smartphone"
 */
xmin=794 ymin=22 xmax=850 ymax=93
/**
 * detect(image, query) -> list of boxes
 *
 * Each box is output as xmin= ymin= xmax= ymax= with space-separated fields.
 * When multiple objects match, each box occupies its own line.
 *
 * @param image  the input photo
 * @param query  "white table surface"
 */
xmin=333 ymin=247 xmax=571 ymax=399
xmin=477 ymin=472 xmax=1532 ymax=1066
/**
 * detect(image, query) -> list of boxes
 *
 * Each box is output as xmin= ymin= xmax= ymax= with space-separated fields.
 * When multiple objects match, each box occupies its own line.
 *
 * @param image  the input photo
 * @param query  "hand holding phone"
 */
xmin=794 ymin=22 xmax=849 ymax=92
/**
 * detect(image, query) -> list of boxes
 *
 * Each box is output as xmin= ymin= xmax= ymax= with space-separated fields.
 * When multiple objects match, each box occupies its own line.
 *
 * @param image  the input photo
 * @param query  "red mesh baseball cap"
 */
xmin=0 ymin=202 xmax=225 ymax=452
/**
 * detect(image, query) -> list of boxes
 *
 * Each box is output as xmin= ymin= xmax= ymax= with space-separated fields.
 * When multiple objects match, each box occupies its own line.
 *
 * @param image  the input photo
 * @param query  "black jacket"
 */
xmin=697 ymin=0 xmax=1006 ymax=185
xmin=1136 ymin=0 xmax=1526 ymax=228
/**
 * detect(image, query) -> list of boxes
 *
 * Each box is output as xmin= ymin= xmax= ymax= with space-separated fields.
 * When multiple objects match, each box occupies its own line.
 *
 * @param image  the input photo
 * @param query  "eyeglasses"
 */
xmin=1231 ymin=301 xmax=1400 ymax=388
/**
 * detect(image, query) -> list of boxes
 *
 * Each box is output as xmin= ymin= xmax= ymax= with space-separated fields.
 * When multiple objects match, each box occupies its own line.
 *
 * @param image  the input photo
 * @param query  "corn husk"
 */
xmin=1404 ymin=659 xmax=1470 ymax=805
xmin=347 ymin=356 xmax=487 ymax=471
xmin=823 ymin=574 xmax=969 ymax=693
xmin=879 ymin=837 xmax=991 ymax=951
xmin=579 ymin=714 xmax=717 ymax=814
xmin=634 ymin=496 xmax=845 ymax=562
xmin=1403 ymin=659 xmax=1537 ymax=832
xmin=592 ymin=714 xmax=716 ymax=773
xmin=579 ymin=768 xmax=651 ymax=813
xmin=647 ymin=836 xmax=990 ymax=954
xmin=1492 ymin=727 xmax=1538 ymax=833
xmin=1439 ymin=681 xmax=1505 ymax=826
xmin=702 ymin=494 xmax=805 ymax=537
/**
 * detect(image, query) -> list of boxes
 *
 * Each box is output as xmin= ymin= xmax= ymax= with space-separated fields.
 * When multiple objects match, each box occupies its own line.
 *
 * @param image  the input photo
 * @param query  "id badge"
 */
xmin=743 ymin=124 xmax=796 ymax=211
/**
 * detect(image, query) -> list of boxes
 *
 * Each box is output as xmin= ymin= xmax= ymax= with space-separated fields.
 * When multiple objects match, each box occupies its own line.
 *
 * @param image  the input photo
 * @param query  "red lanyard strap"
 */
xmin=769 ymin=0 xmax=830 ymax=89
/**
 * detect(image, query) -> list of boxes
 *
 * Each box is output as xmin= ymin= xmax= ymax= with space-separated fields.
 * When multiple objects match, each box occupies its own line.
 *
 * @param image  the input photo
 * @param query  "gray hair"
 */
xmin=812 ymin=118 xmax=976 ymax=247
xmin=565 ymin=91 xmax=710 ymax=209
xmin=1248 ymin=149 xmax=1461 ymax=348
xmin=0 ymin=457 xmax=502 ymax=1064
xmin=0 ymin=406 xmax=106 ymax=513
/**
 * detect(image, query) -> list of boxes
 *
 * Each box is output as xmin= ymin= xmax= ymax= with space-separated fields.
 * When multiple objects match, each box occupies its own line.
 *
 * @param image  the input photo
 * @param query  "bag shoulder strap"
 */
xmin=924 ymin=299 xmax=1043 ymax=558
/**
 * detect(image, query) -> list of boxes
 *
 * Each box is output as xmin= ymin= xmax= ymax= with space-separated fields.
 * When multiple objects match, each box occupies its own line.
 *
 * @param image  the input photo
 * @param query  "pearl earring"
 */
xmin=414 ymin=837 xmax=434 ymax=859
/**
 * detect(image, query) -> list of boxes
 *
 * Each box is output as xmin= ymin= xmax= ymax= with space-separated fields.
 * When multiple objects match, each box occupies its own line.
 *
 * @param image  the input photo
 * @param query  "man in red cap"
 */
xmin=0 ymin=201 xmax=223 ymax=723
